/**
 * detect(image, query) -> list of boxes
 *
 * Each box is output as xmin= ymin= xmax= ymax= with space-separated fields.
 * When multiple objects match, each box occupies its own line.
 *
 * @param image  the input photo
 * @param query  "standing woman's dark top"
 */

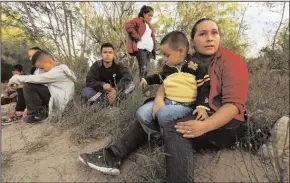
xmin=125 ymin=5 xmax=156 ymax=79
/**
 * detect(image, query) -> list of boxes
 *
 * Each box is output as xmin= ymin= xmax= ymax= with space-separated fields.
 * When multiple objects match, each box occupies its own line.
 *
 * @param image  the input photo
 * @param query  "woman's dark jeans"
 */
xmin=136 ymin=49 xmax=151 ymax=79
xmin=162 ymin=115 xmax=247 ymax=183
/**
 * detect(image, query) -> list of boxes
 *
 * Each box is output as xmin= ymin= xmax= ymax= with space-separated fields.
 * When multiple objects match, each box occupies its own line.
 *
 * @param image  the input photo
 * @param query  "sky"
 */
xmin=135 ymin=2 xmax=289 ymax=58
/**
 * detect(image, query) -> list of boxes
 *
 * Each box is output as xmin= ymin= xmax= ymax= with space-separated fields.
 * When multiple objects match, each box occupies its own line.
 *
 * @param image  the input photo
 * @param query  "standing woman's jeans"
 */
xmin=161 ymin=115 xmax=248 ymax=183
xmin=136 ymin=49 xmax=151 ymax=79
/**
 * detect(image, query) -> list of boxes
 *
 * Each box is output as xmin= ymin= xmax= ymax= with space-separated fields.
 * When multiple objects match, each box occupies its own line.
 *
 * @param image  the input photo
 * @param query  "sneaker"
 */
xmin=78 ymin=149 xmax=121 ymax=176
xmin=23 ymin=110 xmax=48 ymax=123
xmin=257 ymin=116 xmax=289 ymax=158
xmin=23 ymin=114 xmax=42 ymax=123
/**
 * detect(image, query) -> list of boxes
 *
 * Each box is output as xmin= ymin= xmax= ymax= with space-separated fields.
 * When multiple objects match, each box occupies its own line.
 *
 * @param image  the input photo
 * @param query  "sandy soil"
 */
xmin=1 ymin=103 xmax=284 ymax=182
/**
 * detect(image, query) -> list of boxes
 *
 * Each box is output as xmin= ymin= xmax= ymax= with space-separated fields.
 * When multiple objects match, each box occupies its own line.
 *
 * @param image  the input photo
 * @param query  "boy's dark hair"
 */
xmin=31 ymin=50 xmax=54 ymax=66
xmin=138 ymin=5 xmax=154 ymax=17
xmin=101 ymin=43 xmax=114 ymax=52
xmin=28 ymin=46 xmax=42 ymax=51
xmin=12 ymin=64 xmax=23 ymax=72
xmin=191 ymin=18 xmax=217 ymax=39
xmin=161 ymin=31 xmax=189 ymax=53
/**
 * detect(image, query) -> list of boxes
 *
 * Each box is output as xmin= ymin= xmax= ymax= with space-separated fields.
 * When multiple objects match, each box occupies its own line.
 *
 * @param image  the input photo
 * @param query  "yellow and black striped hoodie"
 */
xmin=144 ymin=54 xmax=210 ymax=110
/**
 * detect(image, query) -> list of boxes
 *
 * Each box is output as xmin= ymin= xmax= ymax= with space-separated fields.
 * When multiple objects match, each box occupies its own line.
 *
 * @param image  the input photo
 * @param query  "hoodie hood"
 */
xmin=57 ymin=64 xmax=77 ymax=82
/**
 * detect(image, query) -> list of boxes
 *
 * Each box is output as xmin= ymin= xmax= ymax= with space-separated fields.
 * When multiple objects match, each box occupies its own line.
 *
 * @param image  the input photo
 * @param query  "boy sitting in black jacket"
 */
xmin=81 ymin=43 xmax=135 ymax=105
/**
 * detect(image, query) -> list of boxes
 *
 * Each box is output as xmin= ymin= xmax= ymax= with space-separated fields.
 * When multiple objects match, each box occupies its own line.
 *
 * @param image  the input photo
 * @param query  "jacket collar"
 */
xmin=139 ymin=17 xmax=152 ymax=27
xmin=101 ymin=59 xmax=116 ymax=68
xmin=214 ymin=46 xmax=223 ymax=60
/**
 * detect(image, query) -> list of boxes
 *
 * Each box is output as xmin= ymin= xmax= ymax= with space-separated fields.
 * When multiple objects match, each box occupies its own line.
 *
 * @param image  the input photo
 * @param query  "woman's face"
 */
xmin=192 ymin=20 xmax=220 ymax=55
xmin=143 ymin=11 xmax=153 ymax=23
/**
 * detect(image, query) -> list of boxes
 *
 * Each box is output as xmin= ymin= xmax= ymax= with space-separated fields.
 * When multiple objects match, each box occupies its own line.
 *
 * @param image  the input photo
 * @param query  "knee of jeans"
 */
xmin=81 ymin=87 xmax=96 ymax=98
xmin=136 ymin=108 xmax=152 ymax=125
xmin=156 ymin=108 xmax=172 ymax=128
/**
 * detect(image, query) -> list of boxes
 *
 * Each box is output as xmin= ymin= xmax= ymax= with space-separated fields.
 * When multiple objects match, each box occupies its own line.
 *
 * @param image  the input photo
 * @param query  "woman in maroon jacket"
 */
xmin=125 ymin=5 xmax=156 ymax=79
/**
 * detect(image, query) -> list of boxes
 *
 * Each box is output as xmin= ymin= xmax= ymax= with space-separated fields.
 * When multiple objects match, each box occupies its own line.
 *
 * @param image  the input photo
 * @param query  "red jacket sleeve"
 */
xmin=221 ymin=55 xmax=249 ymax=114
xmin=125 ymin=18 xmax=141 ymax=42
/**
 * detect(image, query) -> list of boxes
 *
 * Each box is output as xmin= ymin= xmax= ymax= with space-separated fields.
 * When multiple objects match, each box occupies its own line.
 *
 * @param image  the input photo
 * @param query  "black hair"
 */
xmin=28 ymin=46 xmax=42 ymax=51
xmin=100 ymin=43 xmax=114 ymax=52
xmin=138 ymin=5 xmax=154 ymax=17
xmin=161 ymin=31 xmax=189 ymax=53
xmin=191 ymin=18 xmax=218 ymax=40
xmin=31 ymin=50 xmax=54 ymax=66
xmin=12 ymin=64 xmax=23 ymax=72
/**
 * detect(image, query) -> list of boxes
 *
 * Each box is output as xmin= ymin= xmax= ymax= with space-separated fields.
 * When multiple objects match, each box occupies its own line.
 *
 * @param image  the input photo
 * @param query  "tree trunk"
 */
xmin=22 ymin=2 xmax=38 ymax=38
xmin=51 ymin=2 xmax=68 ymax=59
xmin=81 ymin=2 xmax=88 ymax=59
xmin=22 ymin=2 xmax=48 ymax=50
xmin=46 ymin=2 xmax=63 ymax=58
xmin=272 ymin=2 xmax=286 ymax=50
xmin=235 ymin=2 xmax=249 ymax=42
xmin=62 ymin=2 xmax=72 ymax=62
xmin=69 ymin=10 xmax=77 ymax=59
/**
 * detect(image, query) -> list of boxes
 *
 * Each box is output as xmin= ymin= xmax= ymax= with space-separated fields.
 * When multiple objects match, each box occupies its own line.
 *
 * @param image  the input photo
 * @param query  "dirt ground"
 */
xmin=1 ymin=103 xmax=284 ymax=182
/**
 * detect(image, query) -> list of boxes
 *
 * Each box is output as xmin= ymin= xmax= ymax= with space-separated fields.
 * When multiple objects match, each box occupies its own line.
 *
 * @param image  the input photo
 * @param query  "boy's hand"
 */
xmin=9 ymin=83 xmax=19 ymax=89
xmin=152 ymin=98 xmax=165 ymax=119
xmin=103 ymin=83 xmax=112 ymax=93
xmin=107 ymin=88 xmax=117 ymax=104
xmin=192 ymin=108 xmax=209 ymax=121
xmin=139 ymin=78 xmax=147 ymax=90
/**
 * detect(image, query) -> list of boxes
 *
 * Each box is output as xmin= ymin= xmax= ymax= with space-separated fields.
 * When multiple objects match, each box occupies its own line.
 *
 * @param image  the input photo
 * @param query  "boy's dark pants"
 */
xmin=23 ymin=83 xmax=51 ymax=115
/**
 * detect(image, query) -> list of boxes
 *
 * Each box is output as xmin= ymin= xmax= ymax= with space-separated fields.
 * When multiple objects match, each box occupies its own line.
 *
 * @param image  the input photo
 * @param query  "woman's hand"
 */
xmin=175 ymin=120 xmax=212 ymax=138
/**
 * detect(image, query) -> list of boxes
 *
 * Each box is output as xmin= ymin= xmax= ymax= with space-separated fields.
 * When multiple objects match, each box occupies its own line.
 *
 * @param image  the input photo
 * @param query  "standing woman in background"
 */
xmin=125 ymin=5 xmax=156 ymax=80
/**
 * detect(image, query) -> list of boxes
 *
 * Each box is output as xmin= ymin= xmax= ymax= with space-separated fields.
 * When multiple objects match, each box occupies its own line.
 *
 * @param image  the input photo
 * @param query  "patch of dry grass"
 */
xmin=51 ymin=77 xmax=145 ymax=144
xmin=1 ymin=150 xmax=14 ymax=170
xmin=24 ymin=139 xmax=49 ymax=154
xmin=247 ymin=69 xmax=289 ymax=124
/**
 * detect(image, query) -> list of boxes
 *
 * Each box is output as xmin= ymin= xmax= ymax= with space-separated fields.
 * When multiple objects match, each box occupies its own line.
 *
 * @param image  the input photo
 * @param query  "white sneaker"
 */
xmin=258 ymin=116 xmax=289 ymax=158
xmin=257 ymin=116 xmax=289 ymax=182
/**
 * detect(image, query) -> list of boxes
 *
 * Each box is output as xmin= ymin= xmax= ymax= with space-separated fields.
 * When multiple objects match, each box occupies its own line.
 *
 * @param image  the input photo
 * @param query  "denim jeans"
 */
xmin=136 ymin=49 xmax=151 ymax=79
xmin=136 ymin=99 xmax=192 ymax=137
xmin=81 ymin=81 xmax=135 ymax=104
